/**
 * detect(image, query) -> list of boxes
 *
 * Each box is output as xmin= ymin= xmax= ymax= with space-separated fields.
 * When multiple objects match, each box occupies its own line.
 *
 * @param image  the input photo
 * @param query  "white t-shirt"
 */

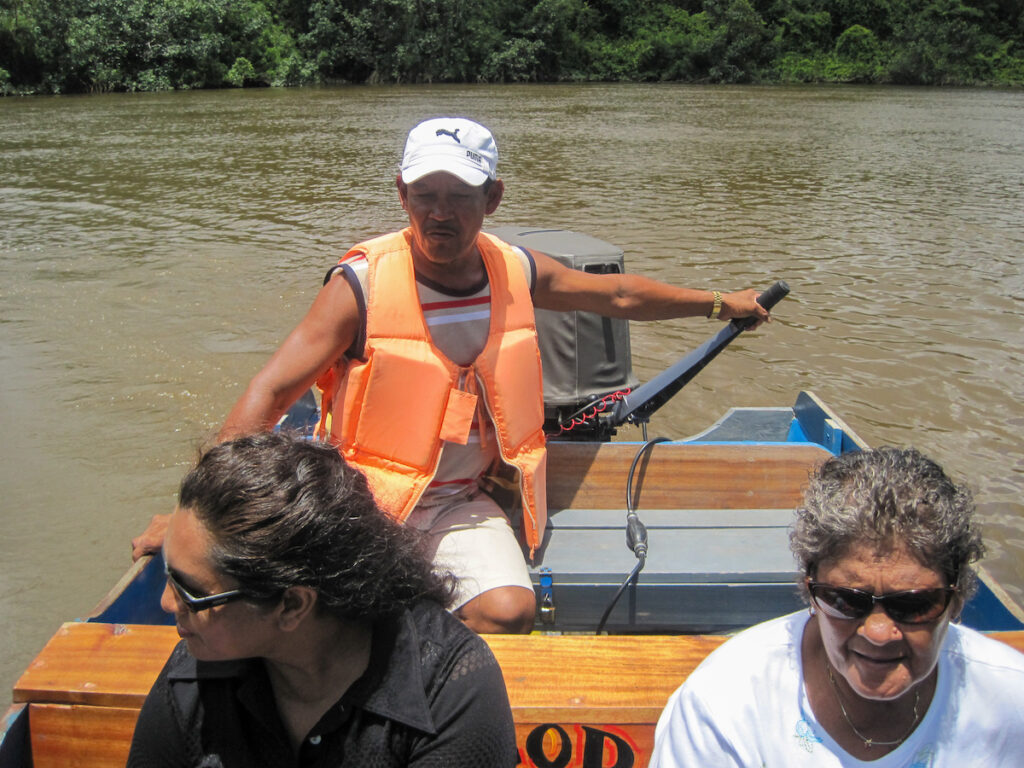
xmin=650 ymin=611 xmax=1024 ymax=768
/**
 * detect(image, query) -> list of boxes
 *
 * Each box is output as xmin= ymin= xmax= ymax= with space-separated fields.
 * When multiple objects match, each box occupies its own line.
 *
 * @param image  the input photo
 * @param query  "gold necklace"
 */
xmin=825 ymin=662 xmax=920 ymax=749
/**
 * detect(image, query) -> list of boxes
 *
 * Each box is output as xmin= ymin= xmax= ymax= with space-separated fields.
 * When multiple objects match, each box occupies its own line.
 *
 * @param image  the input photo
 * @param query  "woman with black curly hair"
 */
xmin=127 ymin=431 xmax=517 ymax=768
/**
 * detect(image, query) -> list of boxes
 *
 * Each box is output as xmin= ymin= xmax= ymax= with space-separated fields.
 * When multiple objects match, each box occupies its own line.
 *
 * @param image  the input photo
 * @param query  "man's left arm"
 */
xmin=530 ymin=250 xmax=770 ymax=327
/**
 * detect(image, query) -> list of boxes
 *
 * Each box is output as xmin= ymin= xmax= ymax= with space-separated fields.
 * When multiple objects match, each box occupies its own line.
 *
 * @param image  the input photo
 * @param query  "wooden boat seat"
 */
xmin=545 ymin=441 xmax=831 ymax=511
xmin=13 ymin=622 xmax=724 ymax=767
xmin=13 ymin=622 xmax=1024 ymax=768
xmin=531 ymin=441 xmax=833 ymax=631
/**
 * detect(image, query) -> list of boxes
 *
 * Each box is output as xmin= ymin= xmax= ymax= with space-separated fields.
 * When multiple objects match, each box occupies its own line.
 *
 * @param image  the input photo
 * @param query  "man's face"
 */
xmin=397 ymin=172 xmax=502 ymax=276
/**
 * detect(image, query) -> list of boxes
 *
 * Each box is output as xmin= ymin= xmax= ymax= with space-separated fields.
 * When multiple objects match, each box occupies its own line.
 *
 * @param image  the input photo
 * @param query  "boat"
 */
xmin=3 ymin=229 xmax=1023 ymax=768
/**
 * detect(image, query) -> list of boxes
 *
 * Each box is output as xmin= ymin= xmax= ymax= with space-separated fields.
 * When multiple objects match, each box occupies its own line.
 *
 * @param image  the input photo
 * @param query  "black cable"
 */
xmin=596 ymin=558 xmax=645 ymax=634
xmin=596 ymin=437 xmax=670 ymax=633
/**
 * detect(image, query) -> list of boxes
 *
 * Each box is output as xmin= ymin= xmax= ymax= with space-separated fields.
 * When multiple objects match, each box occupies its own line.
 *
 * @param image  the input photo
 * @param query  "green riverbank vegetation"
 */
xmin=3 ymin=0 xmax=1023 ymax=94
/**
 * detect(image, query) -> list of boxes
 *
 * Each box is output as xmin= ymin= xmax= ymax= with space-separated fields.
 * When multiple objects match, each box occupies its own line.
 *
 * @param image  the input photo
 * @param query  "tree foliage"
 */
xmin=2 ymin=0 xmax=1023 ymax=93
xmin=1 ymin=0 xmax=307 ymax=92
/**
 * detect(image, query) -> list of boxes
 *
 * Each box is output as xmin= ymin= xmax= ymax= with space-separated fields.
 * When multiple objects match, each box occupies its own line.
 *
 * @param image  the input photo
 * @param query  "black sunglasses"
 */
xmin=165 ymin=568 xmax=247 ymax=613
xmin=807 ymin=581 xmax=956 ymax=625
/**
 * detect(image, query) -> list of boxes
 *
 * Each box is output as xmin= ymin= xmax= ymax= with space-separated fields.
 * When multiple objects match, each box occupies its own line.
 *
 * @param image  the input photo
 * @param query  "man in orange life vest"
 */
xmin=132 ymin=117 xmax=770 ymax=634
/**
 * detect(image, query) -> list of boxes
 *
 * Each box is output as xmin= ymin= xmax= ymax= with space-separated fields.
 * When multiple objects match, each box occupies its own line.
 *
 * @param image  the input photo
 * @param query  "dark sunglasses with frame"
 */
xmin=807 ymin=580 xmax=957 ymax=625
xmin=165 ymin=568 xmax=247 ymax=613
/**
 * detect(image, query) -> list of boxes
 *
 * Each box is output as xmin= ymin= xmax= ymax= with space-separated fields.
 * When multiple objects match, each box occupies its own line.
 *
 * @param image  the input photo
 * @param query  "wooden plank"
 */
xmin=515 ymin=720 xmax=653 ymax=767
xmin=15 ymin=624 xmax=724 ymax=715
xmin=547 ymin=507 xmax=795 ymax=528
xmin=25 ymin=706 xmax=660 ymax=768
xmin=16 ymin=625 xmax=727 ymax=768
xmin=546 ymin=442 xmax=831 ymax=510
xmin=489 ymin=634 xmax=726 ymax=717
xmin=12 ymin=623 xmax=1024 ymax=768
xmin=988 ymin=631 xmax=1024 ymax=654
xmin=28 ymin=704 xmax=137 ymax=768
xmin=14 ymin=624 xmax=178 ymax=709
xmin=18 ymin=623 xmax=1024 ymax=712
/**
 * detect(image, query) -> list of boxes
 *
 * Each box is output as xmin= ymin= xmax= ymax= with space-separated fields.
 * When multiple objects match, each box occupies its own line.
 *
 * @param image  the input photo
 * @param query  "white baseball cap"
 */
xmin=400 ymin=117 xmax=498 ymax=186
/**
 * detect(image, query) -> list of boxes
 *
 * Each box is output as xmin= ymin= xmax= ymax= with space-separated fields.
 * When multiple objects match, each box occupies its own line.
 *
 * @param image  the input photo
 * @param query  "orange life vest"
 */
xmin=315 ymin=229 xmax=548 ymax=557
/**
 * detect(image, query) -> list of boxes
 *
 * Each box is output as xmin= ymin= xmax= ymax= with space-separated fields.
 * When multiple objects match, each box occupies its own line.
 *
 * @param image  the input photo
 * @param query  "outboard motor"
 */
xmin=487 ymin=227 xmax=638 ymax=441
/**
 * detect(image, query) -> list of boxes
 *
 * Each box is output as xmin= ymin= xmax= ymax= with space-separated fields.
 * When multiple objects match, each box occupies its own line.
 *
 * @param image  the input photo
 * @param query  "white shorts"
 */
xmin=405 ymin=490 xmax=534 ymax=610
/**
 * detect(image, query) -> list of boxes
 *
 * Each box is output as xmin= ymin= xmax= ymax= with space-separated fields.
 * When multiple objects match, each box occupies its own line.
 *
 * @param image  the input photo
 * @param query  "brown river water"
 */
xmin=2 ymin=84 xmax=1023 ymax=697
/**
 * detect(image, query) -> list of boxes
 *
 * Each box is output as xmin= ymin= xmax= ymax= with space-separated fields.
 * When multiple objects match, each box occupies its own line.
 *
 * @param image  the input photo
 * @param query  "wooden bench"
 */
xmin=10 ymin=622 xmax=722 ymax=767
xmin=13 ymin=621 xmax=1024 ymax=768
xmin=533 ymin=442 xmax=834 ymax=631
xmin=545 ymin=441 xmax=831 ymax=511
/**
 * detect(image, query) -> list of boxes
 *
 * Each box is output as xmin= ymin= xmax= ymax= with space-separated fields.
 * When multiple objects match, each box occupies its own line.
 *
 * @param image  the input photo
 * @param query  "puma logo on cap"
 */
xmin=435 ymin=128 xmax=461 ymax=143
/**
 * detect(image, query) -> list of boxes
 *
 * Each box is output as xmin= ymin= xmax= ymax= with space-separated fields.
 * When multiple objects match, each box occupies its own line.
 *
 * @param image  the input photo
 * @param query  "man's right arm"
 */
xmin=131 ymin=273 xmax=361 ymax=561
xmin=218 ymin=273 xmax=361 ymax=440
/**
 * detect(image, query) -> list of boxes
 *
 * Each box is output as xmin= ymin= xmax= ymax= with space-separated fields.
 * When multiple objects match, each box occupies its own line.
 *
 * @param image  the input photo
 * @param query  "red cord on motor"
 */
xmin=554 ymin=388 xmax=632 ymax=435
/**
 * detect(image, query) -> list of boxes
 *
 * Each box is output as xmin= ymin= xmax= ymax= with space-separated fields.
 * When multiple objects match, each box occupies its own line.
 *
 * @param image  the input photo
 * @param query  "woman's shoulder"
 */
xmin=403 ymin=600 xmax=500 ymax=672
xmin=937 ymin=625 xmax=1024 ymax=747
xmin=388 ymin=602 xmax=511 ymax=728
xmin=946 ymin=623 xmax=1024 ymax=677
xmin=706 ymin=610 xmax=807 ymax=660
xmin=681 ymin=611 xmax=806 ymax=695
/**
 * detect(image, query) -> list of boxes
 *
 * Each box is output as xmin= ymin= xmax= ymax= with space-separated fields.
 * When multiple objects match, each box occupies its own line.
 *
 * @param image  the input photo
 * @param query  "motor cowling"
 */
xmin=487 ymin=227 xmax=638 ymax=441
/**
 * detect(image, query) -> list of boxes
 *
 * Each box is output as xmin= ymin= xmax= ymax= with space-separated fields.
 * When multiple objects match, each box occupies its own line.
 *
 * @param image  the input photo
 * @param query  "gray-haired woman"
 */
xmin=127 ymin=431 xmax=518 ymax=767
xmin=650 ymin=446 xmax=1024 ymax=767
